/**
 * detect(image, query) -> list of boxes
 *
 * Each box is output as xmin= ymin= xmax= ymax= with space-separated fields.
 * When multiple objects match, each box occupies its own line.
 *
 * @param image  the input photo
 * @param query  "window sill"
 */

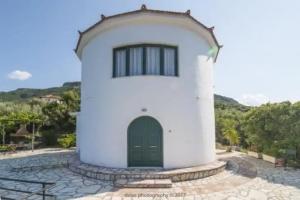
xmin=112 ymin=75 xmax=179 ymax=79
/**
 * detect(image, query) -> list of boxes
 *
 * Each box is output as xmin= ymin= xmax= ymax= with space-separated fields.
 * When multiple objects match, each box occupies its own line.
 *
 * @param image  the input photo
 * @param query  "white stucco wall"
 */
xmin=77 ymin=19 xmax=216 ymax=168
xmin=75 ymin=113 xmax=80 ymax=153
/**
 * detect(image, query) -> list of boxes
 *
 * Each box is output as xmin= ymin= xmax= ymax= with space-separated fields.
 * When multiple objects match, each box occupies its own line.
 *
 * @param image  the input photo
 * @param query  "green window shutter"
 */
xmin=112 ymin=49 xmax=116 ymax=78
xmin=125 ymin=48 xmax=130 ymax=76
xmin=160 ymin=47 xmax=164 ymax=75
xmin=175 ymin=47 xmax=179 ymax=76
xmin=142 ymin=46 xmax=146 ymax=75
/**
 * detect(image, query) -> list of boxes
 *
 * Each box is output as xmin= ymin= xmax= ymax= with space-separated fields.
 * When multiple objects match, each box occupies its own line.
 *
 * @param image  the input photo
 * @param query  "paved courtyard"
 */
xmin=0 ymin=148 xmax=299 ymax=200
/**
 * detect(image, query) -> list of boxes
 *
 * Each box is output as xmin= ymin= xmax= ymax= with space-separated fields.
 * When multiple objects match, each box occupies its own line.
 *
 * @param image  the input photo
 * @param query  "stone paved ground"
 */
xmin=0 ymin=148 xmax=299 ymax=200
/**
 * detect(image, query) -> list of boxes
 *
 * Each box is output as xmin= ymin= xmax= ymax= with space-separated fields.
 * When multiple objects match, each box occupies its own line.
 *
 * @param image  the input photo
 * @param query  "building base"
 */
xmin=68 ymin=155 xmax=227 ymax=187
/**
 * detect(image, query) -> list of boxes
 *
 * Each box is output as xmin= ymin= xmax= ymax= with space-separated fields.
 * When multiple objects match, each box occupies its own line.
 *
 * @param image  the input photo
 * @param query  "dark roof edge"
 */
xmin=187 ymin=15 xmax=222 ymax=61
xmin=75 ymin=7 xmax=222 ymax=61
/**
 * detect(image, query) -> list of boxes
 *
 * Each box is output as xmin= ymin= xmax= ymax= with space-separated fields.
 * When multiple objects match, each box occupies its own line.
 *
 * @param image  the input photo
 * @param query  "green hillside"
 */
xmin=0 ymin=82 xmax=80 ymax=102
xmin=0 ymin=81 xmax=247 ymax=110
xmin=214 ymin=94 xmax=249 ymax=111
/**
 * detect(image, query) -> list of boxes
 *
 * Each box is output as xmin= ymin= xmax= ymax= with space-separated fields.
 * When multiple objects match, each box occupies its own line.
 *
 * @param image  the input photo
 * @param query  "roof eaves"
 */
xmin=75 ymin=6 xmax=222 ymax=62
xmin=74 ymin=9 xmax=188 ymax=54
xmin=186 ymin=15 xmax=222 ymax=62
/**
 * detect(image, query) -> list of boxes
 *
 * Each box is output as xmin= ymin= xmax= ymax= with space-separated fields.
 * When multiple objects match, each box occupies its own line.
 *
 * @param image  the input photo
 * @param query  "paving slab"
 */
xmin=114 ymin=178 xmax=172 ymax=188
xmin=0 ymin=149 xmax=299 ymax=200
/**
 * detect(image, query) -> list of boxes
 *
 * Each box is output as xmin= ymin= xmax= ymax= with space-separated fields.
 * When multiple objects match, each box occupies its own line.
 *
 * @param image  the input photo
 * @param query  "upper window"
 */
xmin=113 ymin=44 xmax=178 ymax=78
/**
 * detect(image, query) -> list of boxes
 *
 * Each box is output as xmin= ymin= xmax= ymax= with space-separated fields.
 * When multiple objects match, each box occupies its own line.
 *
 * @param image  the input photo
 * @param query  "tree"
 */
xmin=215 ymin=106 xmax=245 ymax=146
xmin=62 ymin=90 xmax=80 ymax=111
xmin=283 ymin=102 xmax=300 ymax=158
xmin=9 ymin=102 xmax=45 ymax=150
xmin=221 ymin=119 xmax=239 ymax=151
xmin=42 ymin=90 xmax=80 ymax=133
xmin=242 ymin=102 xmax=292 ymax=155
xmin=0 ymin=103 xmax=13 ymax=145
xmin=28 ymin=101 xmax=46 ymax=150
xmin=0 ymin=117 xmax=11 ymax=145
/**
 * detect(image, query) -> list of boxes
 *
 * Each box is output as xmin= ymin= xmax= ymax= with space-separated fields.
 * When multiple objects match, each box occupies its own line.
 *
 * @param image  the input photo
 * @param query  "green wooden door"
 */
xmin=128 ymin=116 xmax=163 ymax=167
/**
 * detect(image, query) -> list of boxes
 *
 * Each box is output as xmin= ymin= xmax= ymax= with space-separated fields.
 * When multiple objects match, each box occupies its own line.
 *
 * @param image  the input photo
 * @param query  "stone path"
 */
xmin=0 ymin=148 xmax=299 ymax=199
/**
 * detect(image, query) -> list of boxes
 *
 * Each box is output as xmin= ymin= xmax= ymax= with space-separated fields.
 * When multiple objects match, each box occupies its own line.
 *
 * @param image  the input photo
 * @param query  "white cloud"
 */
xmin=8 ymin=70 xmax=32 ymax=80
xmin=238 ymin=94 xmax=269 ymax=106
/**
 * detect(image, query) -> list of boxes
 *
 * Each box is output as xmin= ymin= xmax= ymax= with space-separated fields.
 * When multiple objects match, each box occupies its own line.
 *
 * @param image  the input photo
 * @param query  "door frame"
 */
xmin=127 ymin=115 xmax=164 ymax=168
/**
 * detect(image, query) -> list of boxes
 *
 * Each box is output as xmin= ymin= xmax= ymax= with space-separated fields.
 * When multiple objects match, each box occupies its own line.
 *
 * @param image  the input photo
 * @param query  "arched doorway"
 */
xmin=128 ymin=116 xmax=163 ymax=167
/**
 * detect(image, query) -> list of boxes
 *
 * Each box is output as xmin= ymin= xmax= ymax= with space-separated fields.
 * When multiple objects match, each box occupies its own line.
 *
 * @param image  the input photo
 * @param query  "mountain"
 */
xmin=0 ymin=81 xmax=247 ymax=110
xmin=214 ymin=94 xmax=249 ymax=111
xmin=0 ymin=82 xmax=80 ymax=102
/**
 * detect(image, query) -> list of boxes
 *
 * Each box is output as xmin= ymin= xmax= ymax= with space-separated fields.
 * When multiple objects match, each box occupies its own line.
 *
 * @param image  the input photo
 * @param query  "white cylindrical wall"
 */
xmin=75 ymin=113 xmax=80 ymax=153
xmin=77 ymin=21 xmax=216 ymax=168
xmin=195 ymin=56 xmax=216 ymax=163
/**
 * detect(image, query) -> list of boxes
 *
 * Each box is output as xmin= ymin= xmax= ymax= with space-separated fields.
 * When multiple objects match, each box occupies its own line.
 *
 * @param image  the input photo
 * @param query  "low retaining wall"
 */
xmin=68 ymin=157 xmax=227 ymax=182
xmin=262 ymin=154 xmax=276 ymax=163
xmin=247 ymin=151 xmax=262 ymax=159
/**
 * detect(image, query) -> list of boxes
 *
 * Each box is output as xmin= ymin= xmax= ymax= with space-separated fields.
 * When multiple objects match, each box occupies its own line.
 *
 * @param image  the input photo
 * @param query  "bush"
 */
xmin=0 ymin=145 xmax=9 ymax=152
xmin=57 ymin=134 xmax=76 ymax=148
xmin=0 ymin=145 xmax=16 ymax=152
xmin=263 ymin=147 xmax=278 ymax=157
xmin=262 ymin=145 xmax=286 ymax=157
xmin=41 ymin=130 xmax=59 ymax=146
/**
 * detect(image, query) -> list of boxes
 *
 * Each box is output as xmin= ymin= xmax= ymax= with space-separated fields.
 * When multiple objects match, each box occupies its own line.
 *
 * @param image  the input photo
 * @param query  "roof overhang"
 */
xmin=75 ymin=5 xmax=222 ymax=62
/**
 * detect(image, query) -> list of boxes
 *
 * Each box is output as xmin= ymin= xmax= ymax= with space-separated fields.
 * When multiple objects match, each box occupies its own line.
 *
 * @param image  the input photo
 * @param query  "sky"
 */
xmin=0 ymin=0 xmax=300 ymax=106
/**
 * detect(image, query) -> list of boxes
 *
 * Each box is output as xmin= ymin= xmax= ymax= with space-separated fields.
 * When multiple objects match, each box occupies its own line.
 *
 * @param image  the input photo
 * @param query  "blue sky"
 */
xmin=0 ymin=0 xmax=299 ymax=105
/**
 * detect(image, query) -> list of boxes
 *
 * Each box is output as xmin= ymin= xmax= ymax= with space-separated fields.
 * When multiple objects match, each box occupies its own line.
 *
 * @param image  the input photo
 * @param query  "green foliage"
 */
xmin=216 ymin=98 xmax=300 ymax=162
xmin=41 ymin=130 xmax=58 ymax=146
xmin=214 ymin=94 xmax=249 ymax=148
xmin=0 ymin=145 xmax=16 ymax=152
xmin=42 ymin=90 xmax=80 ymax=133
xmin=0 ymin=87 xmax=80 ymax=147
xmin=221 ymin=119 xmax=239 ymax=146
xmin=57 ymin=134 xmax=76 ymax=148
xmin=215 ymin=104 xmax=247 ymax=147
xmin=0 ymin=82 xmax=80 ymax=102
xmin=215 ymin=94 xmax=250 ymax=112
xmin=242 ymin=102 xmax=300 ymax=158
xmin=62 ymin=82 xmax=81 ymax=87
xmin=0 ymin=101 xmax=44 ymax=145
xmin=262 ymin=146 xmax=282 ymax=157
xmin=62 ymin=90 xmax=80 ymax=111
